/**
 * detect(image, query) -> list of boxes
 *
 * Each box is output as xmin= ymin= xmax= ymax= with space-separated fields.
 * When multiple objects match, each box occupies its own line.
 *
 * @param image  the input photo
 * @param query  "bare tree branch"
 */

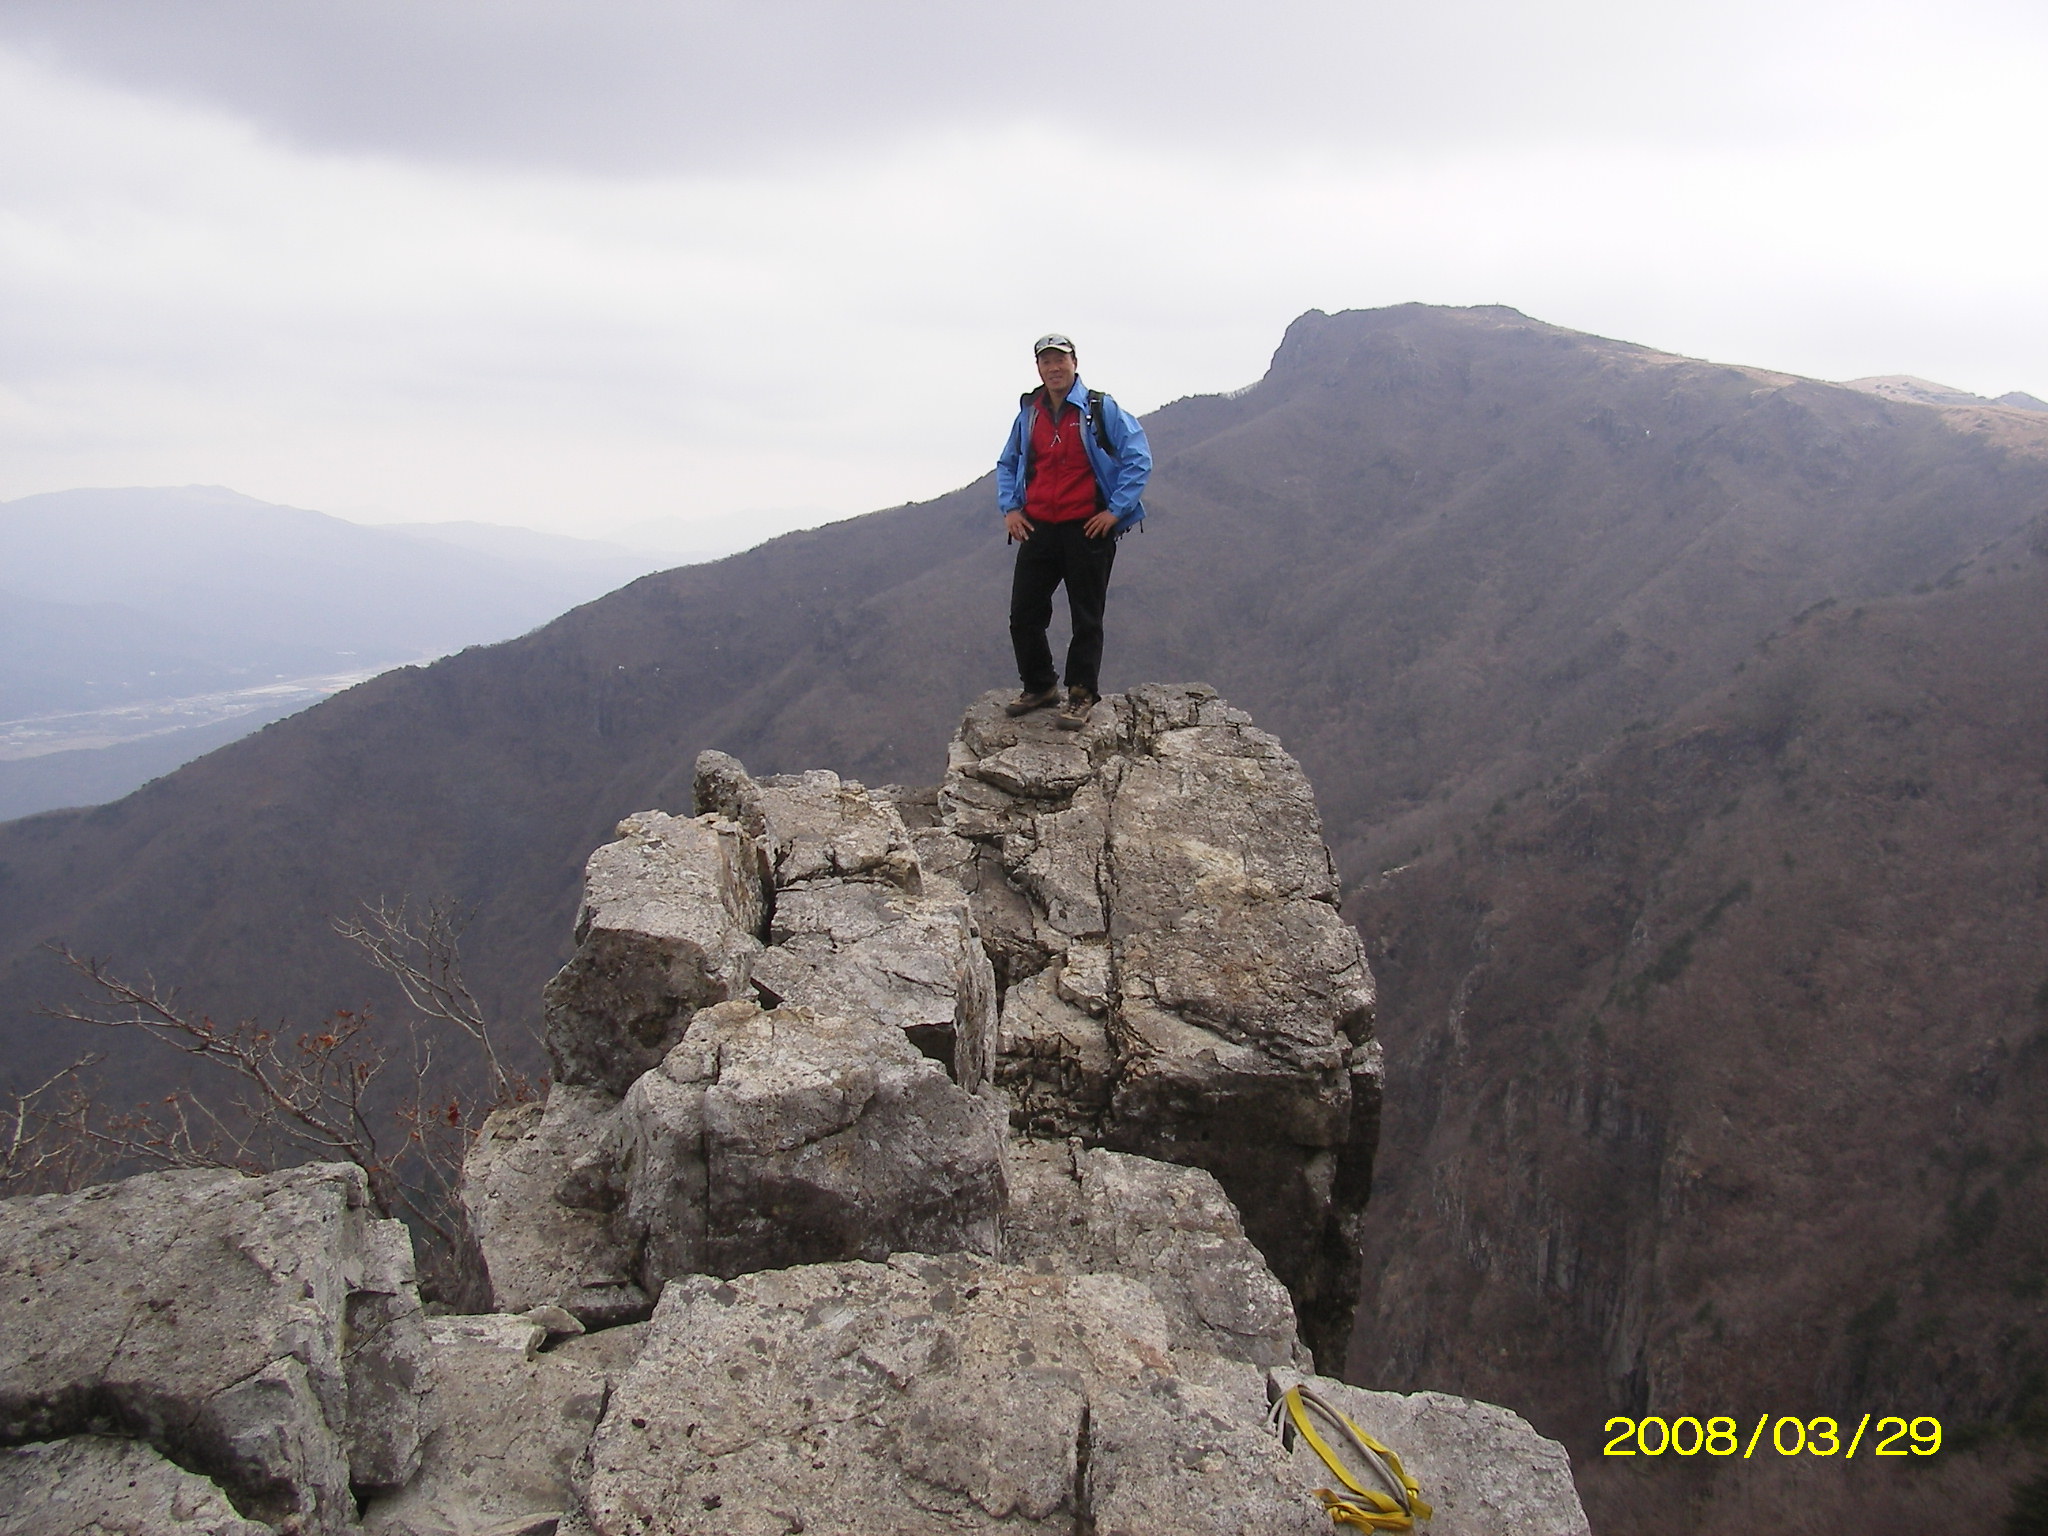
xmin=334 ymin=898 xmax=512 ymax=1099
xmin=39 ymin=953 xmax=392 ymax=1176
xmin=1 ymin=1051 xmax=107 ymax=1193
xmin=17 ymin=899 xmax=538 ymax=1307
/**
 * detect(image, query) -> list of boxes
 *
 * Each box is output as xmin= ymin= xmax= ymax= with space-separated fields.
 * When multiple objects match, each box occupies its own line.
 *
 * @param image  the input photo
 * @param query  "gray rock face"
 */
xmin=938 ymin=684 xmax=1382 ymax=1367
xmin=579 ymin=1255 xmax=1331 ymax=1536
xmin=993 ymin=969 xmax=1115 ymax=1138
xmin=0 ymin=1163 xmax=429 ymax=1536
xmin=578 ymin=1256 xmax=1587 ymax=1536
xmin=362 ymin=1315 xmax=648 ymax=1536
xmin=1001 ymin=1140 xmax=1307 ymax=1369
xmin=477 ymin=755 xmax=1012 ymax=1317
xmin=695 ymin=753 xmax=921 ymax=893
xmin=461 ymin=1088 xmax=652 ymax=1326
xmin=0 ymin=1434 xmax=273 ymax=1536
xmin=544 ymin=809 xmax=769 ymax=1096
xmin=700 ymin=755 xmax=998 ymax=1088
xmin=343 ymin=1216 xmax=436 ymax=1493
xmin=617 ymin=999 xmax=1007 ymax=1288
xmin=750 ymin=876 xmax=998 ymax=1091
xmin=466 ymin=1000 xmax=1008 ymax=1315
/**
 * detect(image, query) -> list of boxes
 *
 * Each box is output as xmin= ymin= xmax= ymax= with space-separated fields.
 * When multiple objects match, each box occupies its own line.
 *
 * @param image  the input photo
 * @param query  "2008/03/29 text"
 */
xmin=1604 ymin=1415 xmax=1941 ymax=1458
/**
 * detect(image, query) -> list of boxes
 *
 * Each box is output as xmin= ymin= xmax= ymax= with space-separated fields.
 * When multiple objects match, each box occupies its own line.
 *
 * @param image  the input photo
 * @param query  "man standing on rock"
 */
xmin=996 ymin=333 xmax=1151 ymax=729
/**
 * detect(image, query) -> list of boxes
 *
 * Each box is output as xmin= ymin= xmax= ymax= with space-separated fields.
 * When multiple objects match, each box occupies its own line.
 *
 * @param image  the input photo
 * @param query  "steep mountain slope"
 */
xmin=0 ymin=698 xmax=314 ymax=822
xmin=1348 ymin=521 xmax=2048 ymax=1532
xmin=7 ymin=305 xmax=2042 ymax=1074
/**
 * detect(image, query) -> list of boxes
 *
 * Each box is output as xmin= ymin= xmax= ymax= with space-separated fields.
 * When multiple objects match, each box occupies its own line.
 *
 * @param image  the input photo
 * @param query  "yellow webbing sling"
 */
xmin=1269 ymin=1383 xmax=1434 ymax=1532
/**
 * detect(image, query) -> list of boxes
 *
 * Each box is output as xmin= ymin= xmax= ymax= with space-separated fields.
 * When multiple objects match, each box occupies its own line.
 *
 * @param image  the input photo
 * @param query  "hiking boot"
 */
xmin=1005 ymin=687 xmax=1060 ymax=717
xmin=1055 ymin=687 xmax=1098 ymax=730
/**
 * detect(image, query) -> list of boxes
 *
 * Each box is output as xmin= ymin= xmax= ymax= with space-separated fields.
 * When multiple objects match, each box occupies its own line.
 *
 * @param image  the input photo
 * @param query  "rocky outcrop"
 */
xmin=907 ymin=684 xmax=1382 ymax=1365
xmin=482 ymin=688 xmax=1376 ymax=1364
xmin=443 ymin=685 xmax=1429 ymax=1531
xmin=473 ymin=755 xmax=1009 ymax=1324
xmin=543 ymin=809 xmax=769 ymax=1097
xmin=0 ymin=1163 xmax=429 ymax=1536
xmin=472 ymin=996 xmax=1007 ymax=1323
xmin=579 ymin=1255 xmax=1587 ymax=1536
xmin=0 ymin=687 xmax=1590 ymax=1534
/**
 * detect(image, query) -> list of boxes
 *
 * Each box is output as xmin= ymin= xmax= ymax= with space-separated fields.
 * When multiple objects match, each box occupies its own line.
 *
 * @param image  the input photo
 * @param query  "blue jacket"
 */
xmin=996 ymin=378 xmax=1151 ymax=533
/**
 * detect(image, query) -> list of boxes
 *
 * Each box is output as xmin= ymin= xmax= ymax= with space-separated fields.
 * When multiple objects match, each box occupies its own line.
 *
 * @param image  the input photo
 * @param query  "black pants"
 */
xmin=1009 ymin=518 xmax=1118 ymax=696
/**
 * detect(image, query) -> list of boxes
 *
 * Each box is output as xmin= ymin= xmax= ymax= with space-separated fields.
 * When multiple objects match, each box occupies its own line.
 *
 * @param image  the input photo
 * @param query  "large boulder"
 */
xmin=543 ymin=809 xmax=769 ymax=1097
xmin=576 ymin=1254 xmax=1590 ymax=1536
xmin=0 ymin=1434 xmax=272 ymax=1536
xmin=461 ymin=1087 xmax=653 ymax=1327
xmin=1001 ymin=1139 xmax=1307 ymax=1369
xmin=464 ymin=1000 xmax=1008 ymax=1313
xmin=617 ymin=999 xmax=1007 ymax=1288
xmin=0 ymin=1163 xmax=430 ymax=1536
xmin=937 ymin=684 xmax=1383 ymax=1367
xmin=578 ymin=1254 xmax=1330 ymax=1536
xmin=362 ymin=1314 xmax=649 ymax=1536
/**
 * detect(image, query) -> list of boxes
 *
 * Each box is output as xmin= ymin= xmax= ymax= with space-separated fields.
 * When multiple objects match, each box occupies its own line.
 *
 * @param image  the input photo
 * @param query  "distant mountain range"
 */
xmin=0 ymin=487 xmax=701 ymax=817
xmin=3 ymin=307 xmax=2044 ymax=1534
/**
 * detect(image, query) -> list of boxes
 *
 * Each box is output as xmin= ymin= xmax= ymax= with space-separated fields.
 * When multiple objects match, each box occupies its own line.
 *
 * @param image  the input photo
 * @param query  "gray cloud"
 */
xmin=0 ymin=0 xmax=1939 ymax=172
xmin=1 ymin=0 xmax=2041 ymax=539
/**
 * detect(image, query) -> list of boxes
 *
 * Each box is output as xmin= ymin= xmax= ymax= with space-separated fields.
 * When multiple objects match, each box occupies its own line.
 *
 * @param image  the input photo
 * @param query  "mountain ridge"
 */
xmin=4 ymin=302 xmax=2046 ymax=1532
xmin=7 ymin=301 xmax=2044 ymax=1074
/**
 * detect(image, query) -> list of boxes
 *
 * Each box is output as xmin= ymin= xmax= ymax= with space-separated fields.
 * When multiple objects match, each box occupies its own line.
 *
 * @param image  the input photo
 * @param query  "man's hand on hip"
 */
xmin=1083 ymin=511 xmax=1119 ymax=539
xmin=1004 ymin=510 xmax=1033 ymax=542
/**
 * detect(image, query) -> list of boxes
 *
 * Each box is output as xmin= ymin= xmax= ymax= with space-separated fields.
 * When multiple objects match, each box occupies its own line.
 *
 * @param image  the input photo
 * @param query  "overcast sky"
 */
xmin=2 ymin=0 xmax=2042 ymax=546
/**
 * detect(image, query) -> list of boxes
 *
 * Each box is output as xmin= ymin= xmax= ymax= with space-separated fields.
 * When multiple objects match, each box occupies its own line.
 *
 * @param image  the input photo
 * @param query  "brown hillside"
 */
xmin=6 ymin=303 xmax=2042 ymax=1093
xmin=1348 ymin=521 xmax=2048 ymax=1533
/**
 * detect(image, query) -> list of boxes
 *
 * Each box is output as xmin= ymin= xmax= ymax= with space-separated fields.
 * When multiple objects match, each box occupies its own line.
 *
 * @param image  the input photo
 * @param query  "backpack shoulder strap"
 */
xmin=1087 ymin=389 xmax=1115 ymax=455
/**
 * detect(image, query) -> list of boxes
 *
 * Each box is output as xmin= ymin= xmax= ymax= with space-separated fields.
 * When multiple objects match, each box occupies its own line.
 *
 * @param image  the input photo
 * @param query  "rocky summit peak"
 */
xmin=1 ymin=686 xmax=1590 ymax=1536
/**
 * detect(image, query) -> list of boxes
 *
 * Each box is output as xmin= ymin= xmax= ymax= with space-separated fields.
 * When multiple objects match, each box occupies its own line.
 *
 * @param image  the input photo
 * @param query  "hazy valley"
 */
xmin=0 ymin=486 xmax=699 ymax=818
